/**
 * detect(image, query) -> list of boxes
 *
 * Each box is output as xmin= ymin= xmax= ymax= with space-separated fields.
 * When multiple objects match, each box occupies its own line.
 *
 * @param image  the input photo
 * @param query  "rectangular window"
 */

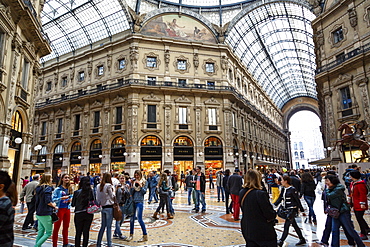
xmin=177 ymin=60 xmax=187 ymax=70
xmin=206 ymin=63 xmax=215 ymax=73
xmin=340 ymin=87 xmax=352 ymax=109
xmin=41 ymin=121 xmax=47 ymax=136
xmin=79 ymin=71 xmax=85 ymax=81
xmin=46 ymin=81 xmax=52 ymax=91
xmin=74 ymin=114 xmax=80 ymax=130
xmin=232 ymin=112 xmax=237 ymax=128
xmin=97 ymin=66 xmax=104 ymax=76
xmin=118 ymin=59 xmax=126 ymax=70
xmin=208 ymin=108 xmax=217 ymax=125
xmin=241 ymin=117 xmax=245 ymax=131
xmin=61 ymin=77 xmax=67 ymax=87
xmin=94 ymin=111 xmax=100 ymax=127
xmin=147 ymin=77 xmax=156 ymax=86
xmin=21 ymin=59 xmax=30 ymax=89
xmin=147 ymin=57 xmax=157 ymax=68
xmin=147 ymin=105 xmax=157 ymax=128
xmin=178 ymin=79 xmax=186 ymax=87
xmin=179 ymin=107 xmax=187 ymax=124
xmin=333 ymin=28 xmax=344 ymax=44
xmin=57 ymin=118 xmax=63 ymax=133
xmin=0 ymin=32 xmax=4 ymax=67
xmin=116 ymin=106 xmax=122 ymax=124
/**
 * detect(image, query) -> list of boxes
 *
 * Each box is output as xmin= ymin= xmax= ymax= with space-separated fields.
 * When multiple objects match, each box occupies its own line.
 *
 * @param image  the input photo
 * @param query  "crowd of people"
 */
xmin=0 ymin=165 xmax=369 ymax=247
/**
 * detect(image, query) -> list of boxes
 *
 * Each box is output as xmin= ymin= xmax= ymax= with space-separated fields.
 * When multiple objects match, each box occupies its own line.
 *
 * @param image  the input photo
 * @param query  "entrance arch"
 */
xmin=281 ymin=97 xmax=320 ymax=129
xmin=173 ymin=136 xmax=194 ymax=175
xmin=140 ymin=135 xmax=162 ymax=172
xmin=53 ymin=144 xmax=64 ymax=181
xmin=111 ymin=136 xmax=126 ymax=173
xmin=204 ymin=136 xmax=223 ymax=179
xmin=89 ymin=139 xmax=102 ymax=174
xmin=70 ymin=141 xmax=82 ymax=175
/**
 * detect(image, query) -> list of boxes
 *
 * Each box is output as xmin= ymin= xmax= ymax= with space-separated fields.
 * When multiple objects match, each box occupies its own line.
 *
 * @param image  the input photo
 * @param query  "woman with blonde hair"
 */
xmin=125 ymin=170 xmax=148 ymax=242
xmin=240 ymin=170 xmax=277 ymax=247
xmin=35 ymin=174 xmax=58 ymax=247
xmin=152 ymin=173 xmax=172 ymax=220
xmin=96 ymin=173 xmax=115 ymax=247
xmin=52 ymin=174 xmax=73 ymax=247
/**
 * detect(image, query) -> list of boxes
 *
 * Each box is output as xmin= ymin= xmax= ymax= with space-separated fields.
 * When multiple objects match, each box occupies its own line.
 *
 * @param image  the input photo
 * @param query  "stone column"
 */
xmin=163 ymin=101 xmax=172 ymax=171
xmin=125 ymin=98 xmax=140 ymax=174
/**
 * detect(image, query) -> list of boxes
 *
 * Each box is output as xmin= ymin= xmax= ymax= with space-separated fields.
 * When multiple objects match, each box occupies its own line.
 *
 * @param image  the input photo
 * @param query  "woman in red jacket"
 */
xmin=350 ymin=170 xmax=370 ymax=240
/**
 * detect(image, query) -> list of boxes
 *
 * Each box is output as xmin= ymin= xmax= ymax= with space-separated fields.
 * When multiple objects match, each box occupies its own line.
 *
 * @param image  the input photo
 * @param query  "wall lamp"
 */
xmin=34 ymin=145 xmax=42 ymax=151
xmin=15 ymin=137 xmax=23 ymax=144
xmin=244 ymin=154 xmax=248 ymax=158
xmin=198 ymin=152 xmax=203 ymax=156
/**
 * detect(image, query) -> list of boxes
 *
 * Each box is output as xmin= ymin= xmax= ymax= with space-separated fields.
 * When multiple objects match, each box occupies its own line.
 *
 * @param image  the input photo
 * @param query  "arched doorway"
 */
xmin=8 ymin=111 xmax=23 ymax=182
xmin=111 ymin=136 xmax=126 ymax=173
xmin=173 ymin=136 xmax=194 ymax=175
xmin=140 ymin=135 xmax=162 ymax=172
xmin=33 ymin=145 xmax=47 ymax=176
xmin=53 ymin=144 xmax=64 ymax=182
xmin=70 ymin=142 xmax=82 ymax=175
xmin=204 ymin=136 xmax=223 ymax=179
xmin=90 ymin=139 xmax=102 ymax=174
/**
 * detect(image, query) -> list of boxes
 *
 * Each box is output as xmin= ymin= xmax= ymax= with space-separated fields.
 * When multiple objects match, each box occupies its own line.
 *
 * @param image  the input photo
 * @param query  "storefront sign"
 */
xmin=205 ymin=147 xmax=223 ymax=156
xmin=174 ymin=147 xmax=194 ymax=156
xmin=141 ymin=147 xmax=162 ymax=155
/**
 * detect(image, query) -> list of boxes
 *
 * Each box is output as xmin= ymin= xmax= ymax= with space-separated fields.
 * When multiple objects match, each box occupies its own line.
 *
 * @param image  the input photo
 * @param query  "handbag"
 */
xmin=277 ymin=206 xmax=294 ymax=220
xmin=51 ymin=209 xmax=59 ymax=223
xmin=122 ymin=196 xmax=135 ymax=216
xmin=113 ymin=196 xmax=123 ymax=221
xmin=87 ymin=191 xmax=101 ymax=214
xmin=325 ymin=205 xmax=340 ymax=219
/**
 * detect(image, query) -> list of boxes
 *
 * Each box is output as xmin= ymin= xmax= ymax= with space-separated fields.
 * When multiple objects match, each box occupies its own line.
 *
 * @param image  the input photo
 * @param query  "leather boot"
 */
xmin=152 ymin=212 xmax=159 ymax=219
xmin=167 ymin=213 xmax=174 ymax=219
xmin=125 ymin=234 xmax=133 ymax=241
xmin=138 ymin=234 xmax=148 ymax=242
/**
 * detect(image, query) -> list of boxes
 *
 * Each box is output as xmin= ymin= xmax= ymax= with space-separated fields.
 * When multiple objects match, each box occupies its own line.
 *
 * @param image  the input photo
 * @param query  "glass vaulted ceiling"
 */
xmin=41 ymin=0 xmax=130 ymax=62
xmin=226 ymin=1 xmax=317 ymax=108
xmin=40 ymin=0 xmax=317 ymax=109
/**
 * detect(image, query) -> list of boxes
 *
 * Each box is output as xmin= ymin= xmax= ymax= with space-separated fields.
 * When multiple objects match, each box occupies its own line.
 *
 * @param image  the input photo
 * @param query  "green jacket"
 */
xmin=325 ymin=183 xmax=350 ymax=213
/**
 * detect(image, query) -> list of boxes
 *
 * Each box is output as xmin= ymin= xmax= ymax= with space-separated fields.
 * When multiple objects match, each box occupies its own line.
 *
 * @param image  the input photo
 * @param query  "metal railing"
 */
xmin=316 ymin=42 xmax=370 ymax=74
xmin=35 ymin=78 xmax=283 ymax=132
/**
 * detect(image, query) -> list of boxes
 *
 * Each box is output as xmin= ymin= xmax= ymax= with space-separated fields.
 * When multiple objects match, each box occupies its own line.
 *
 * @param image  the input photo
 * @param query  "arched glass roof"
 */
xmin=226 ymin=1 xmax=316 ymax=108
xmin=41 ymin=0 xmax=130 ymax=62
xmin=40 ymin=0 xmax=317 ymax=109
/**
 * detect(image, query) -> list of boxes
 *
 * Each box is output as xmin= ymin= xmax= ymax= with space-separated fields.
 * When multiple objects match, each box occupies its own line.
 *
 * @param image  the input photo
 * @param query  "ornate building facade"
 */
xmin=34 ymin=12 xmax=290 ymax=177
xmin=0 ymin=0 xmax=50 ymax=186
xmin=313 ymin=0 xmax=370 ymax=162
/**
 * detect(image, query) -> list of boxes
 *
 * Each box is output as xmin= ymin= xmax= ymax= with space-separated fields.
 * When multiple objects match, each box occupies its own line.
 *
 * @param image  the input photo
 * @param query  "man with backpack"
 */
xmin=93 ymin=173 xmax=101 ymax=195
xmin=343 ymin=165 xmax=357 ymax=193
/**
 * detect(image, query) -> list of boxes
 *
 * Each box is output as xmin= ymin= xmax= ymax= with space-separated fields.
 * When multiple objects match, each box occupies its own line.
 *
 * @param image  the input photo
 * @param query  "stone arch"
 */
xmin=11 ymin=106 xmax=29 ymax=133
xmin=172 ymin=135 xmax=195 ymax=147
xmin=281 ymin=96 xmax=320 ymax=130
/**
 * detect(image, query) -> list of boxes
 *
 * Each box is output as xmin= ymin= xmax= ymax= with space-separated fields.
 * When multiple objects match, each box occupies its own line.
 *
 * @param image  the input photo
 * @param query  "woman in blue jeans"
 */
xmin=325 ymin=175 xmax=364 ymax=247
xmin=114 ymin=175 xmax=130 ymax=239
xmin=125 ymin=170 xmax=148 ymax=242
xmin=96 ymin=173 xmax=115 ymax=247
xmin=300 ymin=172 xmax=317 ymax=224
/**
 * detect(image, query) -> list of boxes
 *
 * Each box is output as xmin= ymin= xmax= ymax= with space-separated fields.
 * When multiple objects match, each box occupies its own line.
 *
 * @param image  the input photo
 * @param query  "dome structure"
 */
xmin=40 ymin=0 xmax=316 ymax=109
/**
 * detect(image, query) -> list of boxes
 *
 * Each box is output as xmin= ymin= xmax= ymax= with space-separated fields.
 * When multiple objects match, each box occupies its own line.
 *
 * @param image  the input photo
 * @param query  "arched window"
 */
xmin=91 ymin=139 xmax=102 ymax=150
xmin=11 ymin=111 xmax=22 ymax=132
xmin=204 ymin=137 xmax=222 ymax=147
xmin=40 ymin=146 xmax=47 ymax=155
xmin=54 ymin=144 xmax=64 ymax=154
xmin=173 ymin=136 xmax=193 ymax=146
xmin=300 ymin=151 xmax=304 ymax=159
xmin=111 ymin=137 xmax=126 ymax=148
xmin=141 ymin=135 xmax=162 ymax=146
xmin=71 ymin=142 xmax=82 ymax=152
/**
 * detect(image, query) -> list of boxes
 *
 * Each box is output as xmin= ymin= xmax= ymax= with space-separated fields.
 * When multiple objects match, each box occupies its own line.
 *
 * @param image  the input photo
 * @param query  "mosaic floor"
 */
xmin=13 ymin=186 xmax=370 ymax=246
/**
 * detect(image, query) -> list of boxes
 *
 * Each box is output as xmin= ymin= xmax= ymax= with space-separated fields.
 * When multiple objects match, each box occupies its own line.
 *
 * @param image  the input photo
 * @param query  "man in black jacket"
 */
xmin=194 ymin=166 xmax=206 ymax=213
xmin=289 ymin=171 xmax=301 ymax=196
xmin=227 ymin=168 xmax=243 ymax=220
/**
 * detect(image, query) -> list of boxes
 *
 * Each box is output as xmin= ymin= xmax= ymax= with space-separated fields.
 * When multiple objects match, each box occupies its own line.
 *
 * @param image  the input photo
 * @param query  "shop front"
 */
xmin=141 ymin=135 xmax=162 ymax=173
xmin=342 ymin=144 xmax=366 ymax=163
xmin=90 ymin=139 xmax=102 ymax=174
xmin=52 ymin=144 xmax=64 ymax=182
xmin=33 ymin=145 xmax=47 ymax=175
xmin=8 ymin=111 xmax=23 ymax=183
xmin=111 ymin=137 xmax=126 ymax=173
xmin=173 ymin=136 xmax=194 ymax=175
xmin=70 ymin=142 xmax=82 ymax=175
xmin=204 ymin=136 xmax=223 ymax=179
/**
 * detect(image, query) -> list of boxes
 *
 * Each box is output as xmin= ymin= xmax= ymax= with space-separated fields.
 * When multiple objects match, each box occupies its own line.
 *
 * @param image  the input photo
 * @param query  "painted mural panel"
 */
xmin=142 ymin=14 xmax=217 ymax=44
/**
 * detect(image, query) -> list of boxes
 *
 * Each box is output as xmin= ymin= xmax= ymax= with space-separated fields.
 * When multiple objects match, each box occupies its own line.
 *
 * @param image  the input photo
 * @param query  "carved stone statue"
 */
xmin=128 ymin=7 xmax=147 ymax=33
xmin=212 ymin=22 xmax=230 ymax=43
xmin=348 ymin=8 xmax=358 ymax=28
xmin=193 ymin=53 xmax=199 ymax=68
